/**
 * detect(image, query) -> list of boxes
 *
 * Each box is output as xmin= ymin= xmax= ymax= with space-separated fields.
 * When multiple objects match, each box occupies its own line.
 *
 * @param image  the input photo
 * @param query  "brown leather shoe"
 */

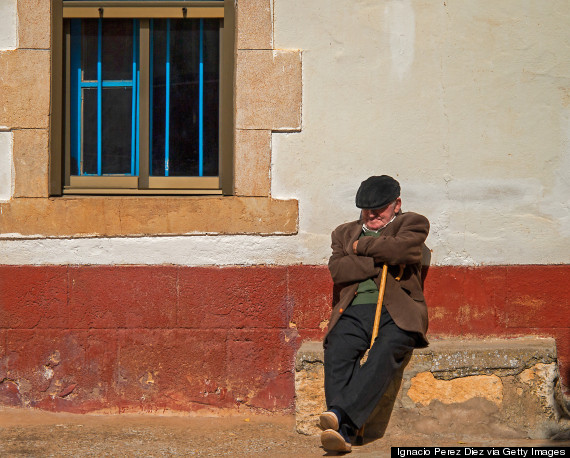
xmin=321 ymin=429 xmax=352 ymax=453
xmin=319 ymin=411 xmax=339 ymax=431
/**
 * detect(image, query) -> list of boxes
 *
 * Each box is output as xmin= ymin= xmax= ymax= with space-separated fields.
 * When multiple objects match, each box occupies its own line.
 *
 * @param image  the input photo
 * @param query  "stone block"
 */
xmin=165 ymin=329 xmax=229 ymax=408
xmin=236 ymin=49 xmax=302 ymax=131
xmin=294 ymin=341 xmax=325 ymax=435
xmin=407 ymin=372 xmax=503 ymax=406
xmin=237 ymin=0 xmax=272 ymax=50
xmin=0 ymin=49 xmax=50 ymax=129
xmin=177 ymin=266 xmax=290 ymax=329
xmin=287 ymin=265 xmax=332 ymax=337
xmin=505 ymin=265 xmax=569 ymax=329
xmin=13 ymin=128 xmax=49 ymax=197
xmin=68 ymin=266 xmax=178 ymax=329
xmin=0 ymin=265 xmax=68 ymax=329
xmin=234 ymin=129 xmax=271 ymax=197
xmin=425 ymin=266 xmax=507 ymax=335
xmin=0 ymin=196 xmax=299 ymax=237
xmin=116 ymin=329 xmax=230 ymax=412
xmin=226 ymin=328 xmax=297 ymax=411
xmin=5 ymin=329 xmax=119 ymax=412
xmin=411 ymin=338 xmax=558 ymax=380
xmin=17 ymin=0 xmax=51 ymax=49
xmin=295 ymin=337 xmax=568 ymax=440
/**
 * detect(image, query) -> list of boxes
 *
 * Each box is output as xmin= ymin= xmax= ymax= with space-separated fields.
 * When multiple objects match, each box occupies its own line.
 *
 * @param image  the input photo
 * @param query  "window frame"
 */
xmin=50 ymin=0 xmax=235 ymax=196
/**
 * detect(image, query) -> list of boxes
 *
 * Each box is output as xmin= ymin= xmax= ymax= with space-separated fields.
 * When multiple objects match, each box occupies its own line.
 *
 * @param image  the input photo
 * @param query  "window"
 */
xmin=50 ymin=1 xmax=234 ymax=195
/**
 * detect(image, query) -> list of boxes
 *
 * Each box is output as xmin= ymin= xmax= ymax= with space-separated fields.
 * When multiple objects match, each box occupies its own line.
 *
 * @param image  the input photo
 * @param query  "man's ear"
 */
xmin=394 ymin=197 xmax=402 ymax=213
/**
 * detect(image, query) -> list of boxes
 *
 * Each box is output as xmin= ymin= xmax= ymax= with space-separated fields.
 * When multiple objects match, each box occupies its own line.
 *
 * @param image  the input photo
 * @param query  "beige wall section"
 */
xmin=13 ymin=129 xmax=49 ymax=198
xmin=235 ymin=129 xmax=272 ymax=196
xmin=0 ymin=0 xmax=301 ymax=237
xmin=0 ymin=50 xmax=50 ymax=129
xmin=0 ymin=197 xmax=298 ymax=237
xmin=234 ymin=0 xmax=272 ymax=198
xmin=236 ymin=0 xmax=273 ymax=50
xmin=18 ymin=0 xmax=51 ymax=49
xmin=236 ymin=50 xmax=302 ymax=131
xmin=233 ymin=0 xmax=302 ymax=198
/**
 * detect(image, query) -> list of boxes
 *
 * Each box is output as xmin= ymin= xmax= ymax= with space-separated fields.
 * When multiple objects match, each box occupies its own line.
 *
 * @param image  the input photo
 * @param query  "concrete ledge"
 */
xmin=295 ymin=337 xmax=570 ymax=440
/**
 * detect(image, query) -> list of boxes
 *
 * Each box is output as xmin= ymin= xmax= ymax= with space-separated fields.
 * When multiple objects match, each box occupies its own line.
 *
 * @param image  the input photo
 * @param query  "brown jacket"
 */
xmin=327 ymin=212 xmax=430 ymax=347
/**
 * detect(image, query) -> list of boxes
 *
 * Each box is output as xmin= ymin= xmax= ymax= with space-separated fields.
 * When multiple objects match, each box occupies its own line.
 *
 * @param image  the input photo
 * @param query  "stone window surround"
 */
xmin=0 ymin=0 xmax=301 ymax=237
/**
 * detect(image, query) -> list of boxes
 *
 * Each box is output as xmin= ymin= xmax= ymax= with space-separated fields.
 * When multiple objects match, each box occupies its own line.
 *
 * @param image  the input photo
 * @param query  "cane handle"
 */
xmin=395 ymin=264 xmax=405 ymax=281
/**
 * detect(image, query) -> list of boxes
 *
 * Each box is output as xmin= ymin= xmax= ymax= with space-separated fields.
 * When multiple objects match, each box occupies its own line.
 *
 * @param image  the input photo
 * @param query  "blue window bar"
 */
xmin=69 ymin=14 xmax=220 ymax=179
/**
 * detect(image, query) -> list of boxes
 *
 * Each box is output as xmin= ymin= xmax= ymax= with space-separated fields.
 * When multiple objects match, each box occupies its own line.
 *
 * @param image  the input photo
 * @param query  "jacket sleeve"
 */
xmin=328 ymin=226 xmax=380 ymax=285
xmin=355 ymin=213 xmax=429 ymax=265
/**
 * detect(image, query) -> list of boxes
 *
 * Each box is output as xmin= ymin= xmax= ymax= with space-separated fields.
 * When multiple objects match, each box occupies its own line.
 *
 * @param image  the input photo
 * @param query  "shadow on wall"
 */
xmin=421 ymin=243 xmax=432 ymax=288
xmin=361 ymin=354 xmax=412 ymax=441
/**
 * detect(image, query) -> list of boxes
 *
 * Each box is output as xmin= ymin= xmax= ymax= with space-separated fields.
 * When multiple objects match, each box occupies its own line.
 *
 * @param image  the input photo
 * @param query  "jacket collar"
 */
xmin=356 ymin=210 xmax=402 ymax=238
xmin=349 ymin=221 xmax=363 ymax=243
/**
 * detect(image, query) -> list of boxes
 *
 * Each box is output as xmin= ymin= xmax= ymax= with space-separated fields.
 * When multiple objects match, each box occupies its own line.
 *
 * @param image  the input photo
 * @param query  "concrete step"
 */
xmin=295 ymin=337 xmax=570 ymax=440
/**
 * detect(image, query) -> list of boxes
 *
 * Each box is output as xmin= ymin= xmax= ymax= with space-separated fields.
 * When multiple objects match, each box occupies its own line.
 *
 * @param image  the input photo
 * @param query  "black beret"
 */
xmin=355 ymin=175 xmax=400 ymax=209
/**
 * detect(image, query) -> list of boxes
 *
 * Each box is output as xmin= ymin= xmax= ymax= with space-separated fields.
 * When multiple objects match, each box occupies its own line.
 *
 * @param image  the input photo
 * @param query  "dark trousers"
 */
xmin=324 ymin=303 xmax=418 ymax=429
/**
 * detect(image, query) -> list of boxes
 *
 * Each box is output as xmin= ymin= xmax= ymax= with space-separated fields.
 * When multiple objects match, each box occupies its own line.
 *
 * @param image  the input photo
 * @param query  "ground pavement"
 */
xmin=0 ymin=408 xmax=568 ymax=457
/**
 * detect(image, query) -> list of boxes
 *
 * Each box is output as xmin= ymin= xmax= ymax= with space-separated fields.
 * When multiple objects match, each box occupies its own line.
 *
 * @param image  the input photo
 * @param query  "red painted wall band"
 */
xmin=0 ymin=265 xmax=568 ymax=412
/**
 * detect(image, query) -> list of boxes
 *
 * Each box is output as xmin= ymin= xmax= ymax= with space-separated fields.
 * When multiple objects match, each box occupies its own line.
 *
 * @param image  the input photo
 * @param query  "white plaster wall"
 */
xmin=0 ymin=0 xmax=17 ymax=50
xmin=0 ymin=132 xmax=13 ymax=202
xmin=271 ymin=0 xmax=570 ymax=265
xmin=2 ymin=0 xmax=570 ymax=266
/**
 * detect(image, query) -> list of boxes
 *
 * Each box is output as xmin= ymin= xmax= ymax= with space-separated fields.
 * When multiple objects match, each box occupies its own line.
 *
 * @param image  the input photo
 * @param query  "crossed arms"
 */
xmin=328 ymin=213 xmax=429 ymax=286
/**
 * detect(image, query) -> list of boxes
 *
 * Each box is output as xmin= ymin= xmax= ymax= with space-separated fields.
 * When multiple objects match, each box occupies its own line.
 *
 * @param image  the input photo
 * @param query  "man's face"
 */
xmin=361 ymin=198 xmax=402 ymax=231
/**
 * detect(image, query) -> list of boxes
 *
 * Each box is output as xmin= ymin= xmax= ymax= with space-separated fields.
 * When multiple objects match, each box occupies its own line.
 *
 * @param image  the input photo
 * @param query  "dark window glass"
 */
xmin=82 ymin=19 xmax=133 ymax=81
xmin=82 ymin=88 xmax=98 ymax=174
xmin=151 ymin=18 xmax=219 ymax=177
xmin=102 ymin=88 xmax=133 ymax=174
xmin=82 ymin=19 xmax=98 ymax=81
xmin=102 ymin=19 xmax=134 ymax=81
xmin=202 ymin=19 xmax=219 ymax=176
xmin=151 ymin=19 xmax=167 ymax=176
xmin=169 ymin=19 xmax=200 ymax=176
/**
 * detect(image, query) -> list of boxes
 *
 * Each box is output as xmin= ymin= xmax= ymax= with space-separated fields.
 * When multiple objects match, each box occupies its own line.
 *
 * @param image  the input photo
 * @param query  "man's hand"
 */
xmin=352 ymin=240 xmax=358 ymax=254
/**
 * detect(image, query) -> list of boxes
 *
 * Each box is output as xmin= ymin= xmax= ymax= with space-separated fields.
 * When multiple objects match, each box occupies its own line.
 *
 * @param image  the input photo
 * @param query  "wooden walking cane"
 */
xmin=355 ymin=263 xmax=389 ymax=445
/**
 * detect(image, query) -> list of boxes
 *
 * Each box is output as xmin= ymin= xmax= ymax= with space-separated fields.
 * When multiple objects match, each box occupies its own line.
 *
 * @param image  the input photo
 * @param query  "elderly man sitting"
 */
xmin=320 ymin=175 xmax=430 ymax=453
